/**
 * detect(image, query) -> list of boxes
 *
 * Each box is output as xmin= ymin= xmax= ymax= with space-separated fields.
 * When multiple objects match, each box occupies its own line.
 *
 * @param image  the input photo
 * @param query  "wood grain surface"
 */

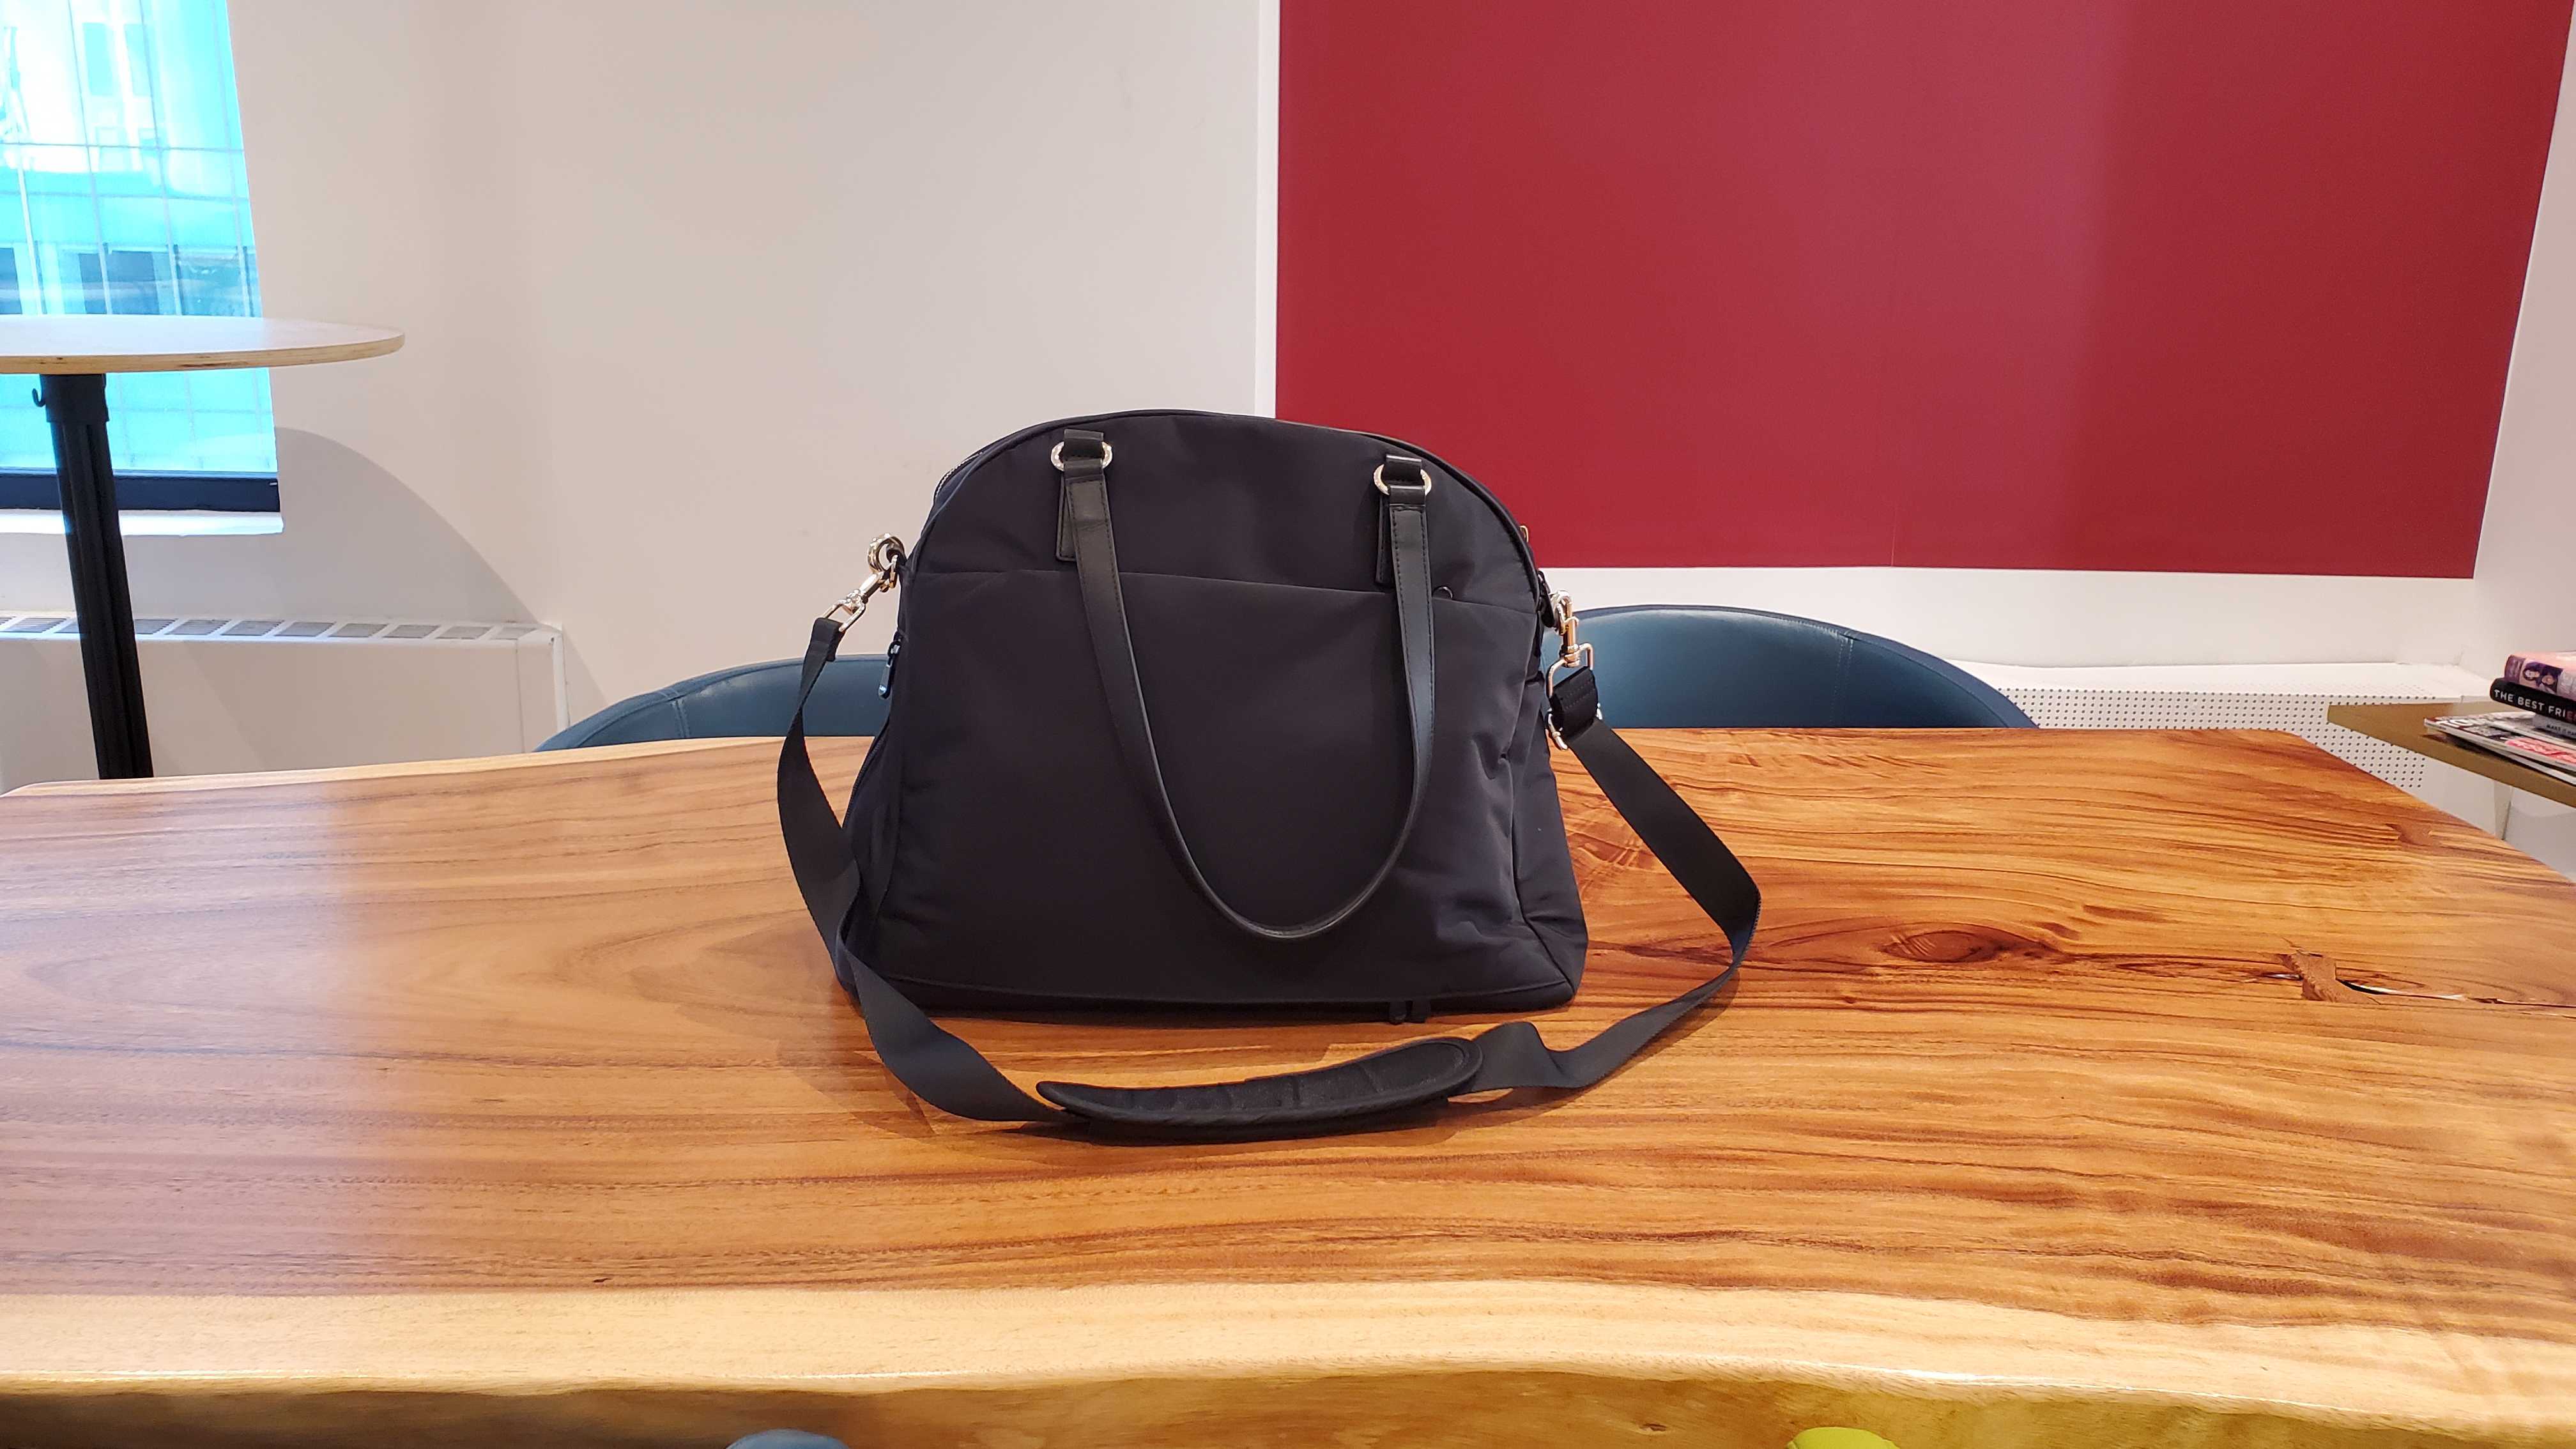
xmin=0 ymin=316 xmax=402 ymax=373
xmin=4 ymin=729 xmax=2575 ymax=1449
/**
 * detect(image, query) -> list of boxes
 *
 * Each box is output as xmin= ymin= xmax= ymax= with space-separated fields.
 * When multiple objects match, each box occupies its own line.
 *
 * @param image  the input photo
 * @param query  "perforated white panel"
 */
xmin=1999 ymin=687 xmax=2437 ymax=791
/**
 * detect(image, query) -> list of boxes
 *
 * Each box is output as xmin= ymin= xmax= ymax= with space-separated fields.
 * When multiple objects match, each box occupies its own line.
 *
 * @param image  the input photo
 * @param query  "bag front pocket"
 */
xmin=870 ymin=567 xmax=1563 ymax=1009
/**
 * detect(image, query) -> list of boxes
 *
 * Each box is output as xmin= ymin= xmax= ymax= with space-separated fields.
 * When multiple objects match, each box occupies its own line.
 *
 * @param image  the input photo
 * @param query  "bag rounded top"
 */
xmin=909 ymin=410 xmax=1547 ymax=621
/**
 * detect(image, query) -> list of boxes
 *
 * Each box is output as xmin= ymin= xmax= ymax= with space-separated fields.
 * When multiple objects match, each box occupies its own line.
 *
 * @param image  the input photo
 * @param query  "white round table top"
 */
xmin=0 ymin=316 xmax=403 ymax=374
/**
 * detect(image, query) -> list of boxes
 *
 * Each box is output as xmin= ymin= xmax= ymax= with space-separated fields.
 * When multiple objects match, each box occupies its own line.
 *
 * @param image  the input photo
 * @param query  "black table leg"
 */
xmin=40 ymin=372 xmax=152 ymax=779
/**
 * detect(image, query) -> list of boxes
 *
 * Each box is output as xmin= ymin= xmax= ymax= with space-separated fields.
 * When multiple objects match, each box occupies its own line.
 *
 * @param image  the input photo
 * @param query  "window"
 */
xmin=0 ymin=0 xmax=275 ymax=502
xmin=65 ymin=247 xmax=104 ymax=312
xmin=103 ymin=243 xmax=162 ymax=312
xmin=77 ymin=21 xmax=109 ymax=98
xmin=121 ymin=21 xmax=148 ymax=101
xmin=173 ymin=245 xmax=240 ymax=315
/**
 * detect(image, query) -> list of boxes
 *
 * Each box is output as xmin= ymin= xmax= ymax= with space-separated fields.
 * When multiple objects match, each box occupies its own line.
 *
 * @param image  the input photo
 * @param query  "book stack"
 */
xmin=2428 ymin=650 xmax=2576 ymax=788
xmin=2495 ymin=652 xmax=2576 ymax=735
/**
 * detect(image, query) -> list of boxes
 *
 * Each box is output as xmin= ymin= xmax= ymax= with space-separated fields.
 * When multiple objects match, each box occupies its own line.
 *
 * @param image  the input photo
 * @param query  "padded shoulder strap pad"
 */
xmin=1034 ymin=1038 xmax=1481 ymax=1135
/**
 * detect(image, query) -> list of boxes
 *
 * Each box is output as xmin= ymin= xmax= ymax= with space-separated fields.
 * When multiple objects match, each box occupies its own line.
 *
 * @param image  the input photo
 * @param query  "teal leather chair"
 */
xmin=539 ymin=656 xmax=889 ymax=750
xmin=1572 ymin=606 xmax=2030 ymax=728
xmin=542 ymin=604 xmax=2023 ymax=751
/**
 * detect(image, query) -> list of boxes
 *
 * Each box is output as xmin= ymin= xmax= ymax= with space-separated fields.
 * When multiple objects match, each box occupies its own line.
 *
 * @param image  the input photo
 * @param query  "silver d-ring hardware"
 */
xmin=1550 ymin=592 xmax=1579 ymax=654
xmin=827 ymin=533 xmax=909 ymax=628
xmin=1545 ymin=642 xmax=1598 ymax=749
xmin=1373 ymin=459 xmax=1434 ymax=495
xmin=1545 ymin=591 xmax=1591 ymax=749
xmin=1050 ymin=440 xmax=1113 ymax=471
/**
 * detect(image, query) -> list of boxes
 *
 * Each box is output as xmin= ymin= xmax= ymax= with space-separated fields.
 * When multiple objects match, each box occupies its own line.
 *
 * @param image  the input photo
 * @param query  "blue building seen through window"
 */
xmin=0 ymin=0 xmax=270 ymax=479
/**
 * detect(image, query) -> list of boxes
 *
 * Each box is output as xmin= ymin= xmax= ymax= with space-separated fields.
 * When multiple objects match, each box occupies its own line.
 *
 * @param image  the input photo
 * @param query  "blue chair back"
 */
xmin=539 ymin=606 xmax=2021 ymax=750
xmin=1575 ymin=606 xmax=2031 ymax=728
xmin=539 ymin=656 xmax=889 ymax=750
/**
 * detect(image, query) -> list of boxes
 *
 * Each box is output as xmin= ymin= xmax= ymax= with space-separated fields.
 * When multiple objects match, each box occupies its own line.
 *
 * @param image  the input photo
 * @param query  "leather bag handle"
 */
xmin=1055 ymin=429 xmax=1436 ymax=940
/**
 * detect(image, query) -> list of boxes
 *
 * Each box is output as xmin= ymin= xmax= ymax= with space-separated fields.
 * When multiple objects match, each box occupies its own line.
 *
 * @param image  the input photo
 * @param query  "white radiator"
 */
xmin=1963 ymin=660 xmax=2493 ymax=794
xmin=0 ymin=613 xmax=565 ymax=790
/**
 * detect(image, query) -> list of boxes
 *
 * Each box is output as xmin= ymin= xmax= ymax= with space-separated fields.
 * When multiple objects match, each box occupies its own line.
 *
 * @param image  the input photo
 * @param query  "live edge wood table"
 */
xmin=5 ymin=729 xmax=2576 ymax=1449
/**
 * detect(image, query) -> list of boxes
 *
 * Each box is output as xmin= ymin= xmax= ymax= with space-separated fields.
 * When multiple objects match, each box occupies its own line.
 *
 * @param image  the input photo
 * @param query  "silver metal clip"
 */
xmin=826 ymin=534 xmax=908 ymax=629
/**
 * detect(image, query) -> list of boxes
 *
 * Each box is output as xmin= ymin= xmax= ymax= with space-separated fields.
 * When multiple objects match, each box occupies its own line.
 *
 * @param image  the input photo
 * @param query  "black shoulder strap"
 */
xmin=776 ymin=616 xmax=1761 ymax=1138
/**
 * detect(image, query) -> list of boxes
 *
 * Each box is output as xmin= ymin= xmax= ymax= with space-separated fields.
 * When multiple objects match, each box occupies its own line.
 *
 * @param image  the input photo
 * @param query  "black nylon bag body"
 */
xmin=783 ymin=409 xmax=1758 ymax=1135
xmin=845 ymin=411 xmax=1586 ymax=1016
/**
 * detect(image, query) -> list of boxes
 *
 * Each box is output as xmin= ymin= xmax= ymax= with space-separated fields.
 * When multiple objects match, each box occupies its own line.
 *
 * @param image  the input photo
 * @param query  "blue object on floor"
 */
xmin=539 ymin=656 xmax=889 ymax=750
xmin=726 ymin=1433 xmax=849 ymax=1449
xmin=1570 ymin=604 xmax=2032 ymax=728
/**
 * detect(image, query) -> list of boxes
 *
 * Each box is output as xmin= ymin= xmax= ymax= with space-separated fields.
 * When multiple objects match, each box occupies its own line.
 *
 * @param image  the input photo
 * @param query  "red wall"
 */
xmin=1278 ymin=1 xmax=2570 ymax=576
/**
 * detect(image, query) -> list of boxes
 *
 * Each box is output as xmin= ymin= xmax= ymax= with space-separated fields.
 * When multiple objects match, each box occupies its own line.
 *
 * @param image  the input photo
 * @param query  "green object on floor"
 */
xmin=1789 ymin=1431 xmax=1899 ymax=1449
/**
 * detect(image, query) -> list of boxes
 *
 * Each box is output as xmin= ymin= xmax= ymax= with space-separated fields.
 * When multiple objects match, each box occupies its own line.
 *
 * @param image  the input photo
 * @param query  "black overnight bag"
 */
xmin=778 ymin=411 xmax=1759 ymax=1137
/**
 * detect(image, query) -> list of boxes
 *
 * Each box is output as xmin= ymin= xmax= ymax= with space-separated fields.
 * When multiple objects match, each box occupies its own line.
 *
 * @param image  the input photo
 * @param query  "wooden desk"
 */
xmin=2329 ymin=699 xmax=2576 ymax=810
xmin=5 ymin=730 xmax=2576 ymax=1448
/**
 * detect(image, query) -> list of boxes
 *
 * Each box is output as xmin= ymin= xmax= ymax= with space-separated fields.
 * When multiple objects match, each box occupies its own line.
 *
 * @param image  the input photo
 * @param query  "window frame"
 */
xmin=0 ymin=468 xmax=277 ymax=514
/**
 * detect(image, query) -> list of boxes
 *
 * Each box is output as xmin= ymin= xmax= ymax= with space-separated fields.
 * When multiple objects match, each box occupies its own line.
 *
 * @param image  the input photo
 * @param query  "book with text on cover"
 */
xmin=2503 ymin=651 xmax=2576 ymax=703
xmin=2430 ymin=712 xmax=2576 ymax=787
xmin=2492 ymin=678 xmax=2576 ymax=737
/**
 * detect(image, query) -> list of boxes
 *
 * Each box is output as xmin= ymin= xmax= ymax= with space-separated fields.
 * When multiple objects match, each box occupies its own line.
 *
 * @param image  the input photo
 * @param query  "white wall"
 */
xmin=2473 ymin=19 xmax=2576 ymax=671
xmin=2465 ymin=20 xmax=2576 ymax=869
xmin=0 ymin=4 xmax=537 ymax=634
xmin=1535 ymin=567 xmax=2474 ymax=670
xmin=0 ymin=0 xmax=1266 ymax=716
xmin=0 ymin=0 xmax=2557 ymax=719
